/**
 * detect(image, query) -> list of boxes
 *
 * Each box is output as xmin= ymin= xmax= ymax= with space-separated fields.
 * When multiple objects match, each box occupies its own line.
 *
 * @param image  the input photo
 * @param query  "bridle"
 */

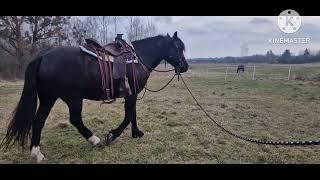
xmin=134 ymin=38 xmax=184 ymax=74
xmin=125 ymin=38 xmax=185 ymax=100
xmin=134 ymin=51 xmax=184 ymax=100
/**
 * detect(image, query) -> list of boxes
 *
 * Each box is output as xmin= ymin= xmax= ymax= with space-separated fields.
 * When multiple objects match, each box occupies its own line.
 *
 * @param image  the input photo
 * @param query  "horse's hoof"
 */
xmin=94 ymin=141 xmax=105 ymax=148
xmin=33 ymin=154 xmax=47 ymax=164
xmin=31 ymin=146 xmax=47 ymax=163
xmin=105 ymin=133 xmax=114 ymax=146
xmin=132 ymin=130 xmax=144 ymax=138
xmin=40 ymin=157 xmax=48 ymax=163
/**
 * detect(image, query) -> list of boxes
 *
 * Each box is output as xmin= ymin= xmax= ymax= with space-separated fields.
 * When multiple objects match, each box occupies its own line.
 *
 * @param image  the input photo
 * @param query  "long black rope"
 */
xmin=179 ymin=74 xmax=320 ymax=146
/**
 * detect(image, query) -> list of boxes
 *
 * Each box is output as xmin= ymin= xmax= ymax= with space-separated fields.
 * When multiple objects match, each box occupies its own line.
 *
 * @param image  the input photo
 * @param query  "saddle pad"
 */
xmin=80 ymin=46 xmax=138 ymax=64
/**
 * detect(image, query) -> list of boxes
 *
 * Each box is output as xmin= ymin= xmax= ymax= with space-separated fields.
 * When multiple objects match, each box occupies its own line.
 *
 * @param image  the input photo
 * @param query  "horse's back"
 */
xmin=37 ymin=46 xmax=100 ymax=97
xmin=39 ymin=46 xmax=80 ymax=78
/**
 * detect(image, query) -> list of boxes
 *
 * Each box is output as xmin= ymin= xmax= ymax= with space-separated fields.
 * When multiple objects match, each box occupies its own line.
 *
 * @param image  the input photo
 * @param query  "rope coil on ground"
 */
xmin=179 ymin=74 xmax=320 ymax=146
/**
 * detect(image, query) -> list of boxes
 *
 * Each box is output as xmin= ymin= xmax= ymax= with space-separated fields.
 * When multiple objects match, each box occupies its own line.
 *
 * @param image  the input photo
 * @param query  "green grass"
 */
xmin=1 ymin=64 xmax=320 ymax=164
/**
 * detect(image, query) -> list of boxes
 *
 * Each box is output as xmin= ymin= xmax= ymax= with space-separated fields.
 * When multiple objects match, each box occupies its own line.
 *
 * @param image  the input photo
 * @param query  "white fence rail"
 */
xmin=190 ymin=64 xmax=320 ymax=81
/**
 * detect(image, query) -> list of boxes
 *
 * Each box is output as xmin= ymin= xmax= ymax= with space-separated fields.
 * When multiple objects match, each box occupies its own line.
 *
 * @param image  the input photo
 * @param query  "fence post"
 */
xmin=225 ymin=66 xmax=228 ymax=82
xmin=288 ymin=64 xmax=292 ymax=80
xmin=206 ymin=66 xmax=208 ymax=79
xmin=252 ymin=64 xmax=256 ymax=80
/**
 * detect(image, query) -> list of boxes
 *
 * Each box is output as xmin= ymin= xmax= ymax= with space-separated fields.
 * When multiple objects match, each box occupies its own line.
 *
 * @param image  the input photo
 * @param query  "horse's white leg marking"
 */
xmin=88 ymin=135 xmax=101 ymax=146
xmin=31 ymin=146 xmax=46 ymax=163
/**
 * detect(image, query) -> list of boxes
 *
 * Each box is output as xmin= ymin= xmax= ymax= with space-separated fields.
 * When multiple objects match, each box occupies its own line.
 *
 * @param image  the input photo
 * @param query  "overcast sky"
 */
xmin=147 ymin=16 xmax=320 ymax=58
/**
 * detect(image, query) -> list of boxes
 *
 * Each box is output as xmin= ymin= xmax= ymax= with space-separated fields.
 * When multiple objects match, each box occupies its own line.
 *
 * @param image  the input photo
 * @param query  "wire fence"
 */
xmin=187 ymin=63 xmax=320 ymax=81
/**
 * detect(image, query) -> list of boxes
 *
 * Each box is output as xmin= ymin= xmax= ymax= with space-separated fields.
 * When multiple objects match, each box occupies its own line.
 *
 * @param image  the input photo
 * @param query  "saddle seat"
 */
xmin=85 ymin=38 xmax=133 ymax=57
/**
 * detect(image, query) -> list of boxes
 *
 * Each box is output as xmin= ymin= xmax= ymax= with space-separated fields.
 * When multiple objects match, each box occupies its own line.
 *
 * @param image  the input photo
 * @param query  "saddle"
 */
xmin=85 ymin=36 xmax=133 ymax=57
xmin=83 ymin=34 xmax=139 ymax=104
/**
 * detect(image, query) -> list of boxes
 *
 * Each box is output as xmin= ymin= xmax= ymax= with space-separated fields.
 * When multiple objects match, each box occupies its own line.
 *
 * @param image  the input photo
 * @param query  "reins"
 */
xmin=134 ymin=54 xmax=178 ymax=100
xmin=135 ymin=53 xmax=176 ymax=73
xmin=145 ymin=74 xmax=176 ymax=93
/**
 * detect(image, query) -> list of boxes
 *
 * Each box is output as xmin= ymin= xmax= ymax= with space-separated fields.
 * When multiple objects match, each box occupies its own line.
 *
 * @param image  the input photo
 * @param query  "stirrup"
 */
xmin=101 ymin=89 xmax=116 ymax=105
xmin=102 ymin=99 xmax=116 ymax=104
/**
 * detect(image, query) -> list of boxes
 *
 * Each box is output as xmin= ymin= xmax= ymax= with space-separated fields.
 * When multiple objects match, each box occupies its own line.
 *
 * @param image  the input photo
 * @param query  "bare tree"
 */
xmin=84 ymin=16 xmax=99 ymax=40
xmin=0 ymin=16 xmax=27 ymax=59
xmin=0 ymin=16 xmax=70 ymax=58
xmin=25 ymin=16 xmax=70 ymax=55
xmin=70 ymin=18 xmax=87 ymax=45
xmin=0 ymin=16 xmax=71 ymax=78
xmin=144 ymin=16 xmax=157 ymax=37
xmin=126 ymin=16 xmax=143 ymax=41
xmin=112 ymin=16 xmax=122 ymax=37
xmin=125 ymin=16 xmax=157 ymax=41
xmin=126 ymin=16 xmax=134 ymax=41
xmin=98 ymin=16 xmax=112 ymax=44
xmin=70 ymin=16 xmax=101 ymax=45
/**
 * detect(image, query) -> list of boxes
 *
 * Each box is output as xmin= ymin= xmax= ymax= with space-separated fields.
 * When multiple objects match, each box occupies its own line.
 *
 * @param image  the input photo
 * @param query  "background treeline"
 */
xmin=188 ymin=49 xmax=320 ymax=64
xmin=0 ymin=16 xmax=157 ymax=79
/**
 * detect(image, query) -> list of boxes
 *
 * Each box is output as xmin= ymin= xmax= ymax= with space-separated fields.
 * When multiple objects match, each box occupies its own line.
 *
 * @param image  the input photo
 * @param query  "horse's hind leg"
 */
xmin=62 ymin=97 xmax=102 ymax=147
xmin=30 ymin=96 xmax=57 ymax=163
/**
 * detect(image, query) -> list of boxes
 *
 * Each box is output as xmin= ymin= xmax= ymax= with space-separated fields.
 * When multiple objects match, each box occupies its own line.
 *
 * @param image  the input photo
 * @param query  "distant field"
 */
xmin=1 ymin=63 xmax=320 ymax=164
xmin=188 ymin=63 xmax=320 ymax=80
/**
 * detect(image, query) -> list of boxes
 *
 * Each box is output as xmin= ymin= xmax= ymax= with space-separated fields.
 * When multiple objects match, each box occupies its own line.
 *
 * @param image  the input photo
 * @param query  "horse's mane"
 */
xmin=132 ymin=34 xmax=185 ymax=51
xmin=132 ymin=35 xmax=168 ymax=44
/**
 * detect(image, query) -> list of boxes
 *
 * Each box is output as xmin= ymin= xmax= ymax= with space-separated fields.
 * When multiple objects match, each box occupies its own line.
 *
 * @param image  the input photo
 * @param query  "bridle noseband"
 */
xmin=174 ymin=60 xmax=184 ymax=81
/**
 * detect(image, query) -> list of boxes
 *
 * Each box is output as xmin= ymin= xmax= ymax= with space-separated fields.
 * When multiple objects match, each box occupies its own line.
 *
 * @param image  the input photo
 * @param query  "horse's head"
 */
xmin=164 ymin=31 xmax=189 ymax=73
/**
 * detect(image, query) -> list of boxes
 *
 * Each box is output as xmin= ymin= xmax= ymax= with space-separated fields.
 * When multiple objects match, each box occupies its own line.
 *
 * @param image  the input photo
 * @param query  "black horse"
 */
xmin=1 ymin=31 xmax=189 ymax=163
xmin=236 ymin=64 xmax=245 ymax=73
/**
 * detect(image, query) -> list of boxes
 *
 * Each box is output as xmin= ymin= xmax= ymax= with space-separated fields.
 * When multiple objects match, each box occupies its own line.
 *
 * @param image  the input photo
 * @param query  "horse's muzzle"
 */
xmin=180 ymin=62 xmax=189 ymax=73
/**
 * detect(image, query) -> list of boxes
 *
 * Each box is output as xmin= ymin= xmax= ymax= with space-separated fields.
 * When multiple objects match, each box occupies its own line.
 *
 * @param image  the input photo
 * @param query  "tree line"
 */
xmin=188 ymin=49 xmax=320 ymax=64
xmin=0 ymin=16 xmax=157 ymax=79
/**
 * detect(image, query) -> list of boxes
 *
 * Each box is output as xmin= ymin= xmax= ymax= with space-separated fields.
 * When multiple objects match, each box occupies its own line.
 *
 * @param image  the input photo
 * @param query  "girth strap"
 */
xmin=91 ymin=46 xmax=115 ymax=104
xmin=131 ymin=61 xmax=138 ymax=94
xmin=105 ymin=53 xmax=114 ymax=98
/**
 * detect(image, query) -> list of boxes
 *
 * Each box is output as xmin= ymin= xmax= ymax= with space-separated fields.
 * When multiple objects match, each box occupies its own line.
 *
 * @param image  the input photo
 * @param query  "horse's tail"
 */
xmin=1 ymin=56 xmax=42 ymax=150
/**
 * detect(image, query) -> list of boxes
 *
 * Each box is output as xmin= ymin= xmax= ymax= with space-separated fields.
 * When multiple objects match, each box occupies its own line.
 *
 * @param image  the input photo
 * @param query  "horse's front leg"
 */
xmin=106 ymin=94 xmax=143 ymax=144
xmin=130 ymin=98 xmax=144 ymax=138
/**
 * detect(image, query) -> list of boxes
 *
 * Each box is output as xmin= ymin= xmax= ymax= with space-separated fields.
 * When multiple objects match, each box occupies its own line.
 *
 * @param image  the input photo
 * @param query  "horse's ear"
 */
xmin=166 ymin=33 xmax=170 ymax=37
xmin=173 ymin=31 xmax=178 ymax=39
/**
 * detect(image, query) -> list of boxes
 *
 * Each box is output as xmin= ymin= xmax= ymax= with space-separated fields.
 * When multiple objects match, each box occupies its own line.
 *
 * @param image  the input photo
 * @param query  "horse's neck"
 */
xmin=132 ymin=37 xmax=166 ymax=69
xmin=131 ymin=37 xmax=167 ymax=87
xmin=134 ymin=55 xmax=162 ymax=90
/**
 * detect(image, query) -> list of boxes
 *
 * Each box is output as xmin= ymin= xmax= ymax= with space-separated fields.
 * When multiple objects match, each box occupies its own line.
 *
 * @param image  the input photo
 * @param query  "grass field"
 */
xmin=1 ymin=63 xmax=320 ymax=164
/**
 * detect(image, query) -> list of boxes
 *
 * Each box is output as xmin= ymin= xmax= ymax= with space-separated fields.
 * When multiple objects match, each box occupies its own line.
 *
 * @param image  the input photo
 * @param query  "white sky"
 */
xmin=79 ymin=16 xmax=320 ymax=58
xmin=152 ymin=16 xmax=320 ymax=58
